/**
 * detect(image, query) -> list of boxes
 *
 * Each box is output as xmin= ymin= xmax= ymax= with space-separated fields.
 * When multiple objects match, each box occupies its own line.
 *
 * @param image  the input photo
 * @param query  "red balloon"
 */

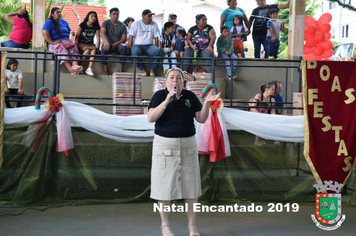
xmin=325 ymin=32 xmax=332 ymax=40
xmin=318 ymin=13 xmax=332 ymax=25
xmin=306 ymin=24 xmax=318 ymax=34
xmin=305 ymin=15 xmax=317 ymax=26
xmin=314 ymin=32 xmax=326 ymax=42
xmin=321 ymin=49 xmax=334 ymax=58
xmin=319 ymin=39 xmax=333 ymax=50
xmin=318 ymin=23 xmax=331 ymax=33
xmin=304 ymin=45 xmax=313 ymax=54
xmin=304 ymin=32 xmax=314 ymax=40
xmin=313 ymin=45 xmax=324 ymax=56
xmin=304 ymin=53 xmax=315 ymax=60
xmin=306 ymin=38 xmax=317 ymax=48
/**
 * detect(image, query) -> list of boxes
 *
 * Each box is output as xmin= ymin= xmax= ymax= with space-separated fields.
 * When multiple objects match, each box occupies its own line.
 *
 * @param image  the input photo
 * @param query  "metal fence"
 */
xmin=3 ymin=50 xmax=302 ymax=112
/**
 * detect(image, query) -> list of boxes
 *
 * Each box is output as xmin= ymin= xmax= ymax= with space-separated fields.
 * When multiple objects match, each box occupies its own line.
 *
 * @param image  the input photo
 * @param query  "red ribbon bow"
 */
xmin=47 ymin=96 xmax=63 ymax=113
xmin=210 ymin=99 xmax=222 ymax=113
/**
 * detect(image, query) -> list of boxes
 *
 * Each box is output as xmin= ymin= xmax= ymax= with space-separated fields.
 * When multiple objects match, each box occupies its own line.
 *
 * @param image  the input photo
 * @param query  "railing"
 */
xmin=3 ymin=50 xmax=302 ymax=113
xmin=3 ymin=51 xmax=53 ymax=105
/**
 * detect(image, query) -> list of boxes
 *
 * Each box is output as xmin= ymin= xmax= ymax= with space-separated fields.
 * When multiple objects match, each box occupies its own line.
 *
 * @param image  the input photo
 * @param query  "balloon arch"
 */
xmin=304 ymin=13 xmax=333 ymax=60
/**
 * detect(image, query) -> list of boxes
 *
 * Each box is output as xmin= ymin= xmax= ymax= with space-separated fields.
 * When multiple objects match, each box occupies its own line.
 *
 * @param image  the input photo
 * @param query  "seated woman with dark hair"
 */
xmin=249 ymin=82 xmax=276 ymax=145
xmin=42 ymin=7 xmax=83 ymax=74
xmin=123 ymin=17 xmax=135 ymax=43
xmin=183 ymin=14 xmax=216 ymax=73
xmin=75 ymin=11 xmax=101 ymax=76
xmin=1 ymin=9 xmax=32 ymax=49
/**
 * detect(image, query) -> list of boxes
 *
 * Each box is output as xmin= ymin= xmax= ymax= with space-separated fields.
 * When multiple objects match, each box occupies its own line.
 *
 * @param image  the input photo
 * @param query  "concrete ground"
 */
xmin=0 ymin=203 xmax=355 ymax=236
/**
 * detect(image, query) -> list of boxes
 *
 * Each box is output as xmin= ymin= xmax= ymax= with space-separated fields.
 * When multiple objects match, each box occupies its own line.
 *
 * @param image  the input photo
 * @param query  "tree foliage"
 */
xmin=50 ymin=0 xmax=105 ymax=6
xmin=327 ymin=0 xmax=356 ymax=12
xmin=276 ymin=0 xmax=321 ymax=58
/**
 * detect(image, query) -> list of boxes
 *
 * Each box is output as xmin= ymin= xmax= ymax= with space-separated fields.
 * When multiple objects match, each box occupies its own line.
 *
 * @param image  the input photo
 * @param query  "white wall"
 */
xmin=316 ymin=0 xmax=356 ymax=43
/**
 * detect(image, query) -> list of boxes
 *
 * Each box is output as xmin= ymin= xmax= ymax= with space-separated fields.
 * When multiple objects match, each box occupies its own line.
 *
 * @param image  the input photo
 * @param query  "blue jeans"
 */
xmin=252 ymin=35 xmax=268 ymax=58
xmin=130 ymin=44 xmax=162 ymax=71
xmin=183 ymin=47 xmax=214 ymax=72
xmin=162 ymin=49 xmax=177 ymax=73
xmin=101 ymin=43 xmax=128 ymax=65
xmin=266 ymin=36 xmax=280 ymax=59
xmin=1 ymin=40 xmax=29 ymax=49
xmin=221 ymin=53 xmax=238 ymax=77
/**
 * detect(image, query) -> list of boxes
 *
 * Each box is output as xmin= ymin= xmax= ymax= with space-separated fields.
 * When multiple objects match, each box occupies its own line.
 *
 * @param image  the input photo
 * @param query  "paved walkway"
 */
xmin=0 ymin=203 xmax=355 ymax=236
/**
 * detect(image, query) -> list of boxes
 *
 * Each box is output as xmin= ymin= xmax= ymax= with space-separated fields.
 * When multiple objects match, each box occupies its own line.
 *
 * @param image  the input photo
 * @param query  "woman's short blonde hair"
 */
xmin=165 ymin=67 xmax=184 ymax=80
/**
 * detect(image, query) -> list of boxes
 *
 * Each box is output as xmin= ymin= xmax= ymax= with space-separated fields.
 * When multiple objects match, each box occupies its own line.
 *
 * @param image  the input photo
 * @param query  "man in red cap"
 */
xmin=128 ymin=9 xmax=162 ymax=77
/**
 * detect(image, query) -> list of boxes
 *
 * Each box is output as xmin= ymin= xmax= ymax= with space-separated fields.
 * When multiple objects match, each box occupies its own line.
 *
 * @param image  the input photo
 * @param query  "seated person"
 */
xmin=42 ymin=7 xmax=83 ymax=74
xmin=76 ymin=11 xmax=101 ymax=77
xmin=128 ymin=9 xmax=161 ymax=77
xmin=271 ymin=80 xmax=286 ymax=115
xmin=217 ymin=26 xmax=238 ymax=80
xmin=100 ymin=7 xmax=128 ymax=75
xmin=249 ymin=82 xmax=276 ymax=146
xmin=161 ymin=13 xmax=183 ymax=37
xmin=183 ymin=14 xmax=216 ymax=73
xmin=123 ymin=17 xmax=135 ymax=44
xmin=160 ymin=22 xmax=177 ymax=75
xmin=1 ymin=9 xmax=32 ymax=49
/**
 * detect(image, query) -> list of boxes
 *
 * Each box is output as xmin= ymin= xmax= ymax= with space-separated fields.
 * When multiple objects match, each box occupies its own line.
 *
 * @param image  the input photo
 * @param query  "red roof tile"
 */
xmin=25 ymin=3 xmax=106 ymax=38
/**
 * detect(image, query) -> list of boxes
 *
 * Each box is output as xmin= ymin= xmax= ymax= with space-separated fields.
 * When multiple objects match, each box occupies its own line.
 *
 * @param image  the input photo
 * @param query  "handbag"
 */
xmin=78 ymin=43 xmax=96 ymax=51
xmin=61 ymin=38 xmax=75 ymax=49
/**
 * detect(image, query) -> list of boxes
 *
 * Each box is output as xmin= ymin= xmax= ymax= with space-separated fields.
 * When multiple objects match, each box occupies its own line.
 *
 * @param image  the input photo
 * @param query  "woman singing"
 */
xmin=147 ymin=67 xmax=220 ymax=236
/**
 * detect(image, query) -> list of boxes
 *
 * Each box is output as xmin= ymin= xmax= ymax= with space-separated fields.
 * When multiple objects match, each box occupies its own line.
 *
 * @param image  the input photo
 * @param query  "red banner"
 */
xmin=303 ymin=60 xmax=356 ymax=187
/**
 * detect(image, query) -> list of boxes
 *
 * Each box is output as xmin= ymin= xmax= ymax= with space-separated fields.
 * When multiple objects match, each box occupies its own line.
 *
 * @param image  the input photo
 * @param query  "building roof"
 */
xmin=25 ymin=4 xmax=107 ymax=35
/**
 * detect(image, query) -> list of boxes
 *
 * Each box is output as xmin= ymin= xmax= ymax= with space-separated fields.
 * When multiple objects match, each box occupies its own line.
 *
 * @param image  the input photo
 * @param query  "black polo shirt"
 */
xmin=148 ymin=88 xmax=202 ymax=137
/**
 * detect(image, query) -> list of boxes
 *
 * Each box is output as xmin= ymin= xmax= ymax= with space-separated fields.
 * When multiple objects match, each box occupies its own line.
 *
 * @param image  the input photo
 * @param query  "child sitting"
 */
xmin=266 ymin=8 xmax=285 ymax=59
xmin=4 ymin=59 xmax=24 ymax=108
xmin=175 ymin=28 xmax=188 ymax=65
xmin=230 ymin=14 xmax=249 ymax=58
xmin=217 ymin=26 xmax=238 ymax=80
xmin=160 ymin=22 xmax=177 ymax=75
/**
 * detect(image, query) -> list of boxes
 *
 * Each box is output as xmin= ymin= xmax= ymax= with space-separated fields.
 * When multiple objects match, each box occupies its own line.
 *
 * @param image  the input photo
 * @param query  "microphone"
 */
xmin=172 ymin=84 xmax=177 ymax=100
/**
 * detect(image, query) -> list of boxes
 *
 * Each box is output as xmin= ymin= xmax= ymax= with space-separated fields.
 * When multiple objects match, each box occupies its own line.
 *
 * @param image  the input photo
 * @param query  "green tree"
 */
xmin=50 ymin=0 xmax=105 ymax=6
xmin=276 ymin=0 xmax=321 ymax=58
xmin=328 ymin=0 xmax=356 ymax=12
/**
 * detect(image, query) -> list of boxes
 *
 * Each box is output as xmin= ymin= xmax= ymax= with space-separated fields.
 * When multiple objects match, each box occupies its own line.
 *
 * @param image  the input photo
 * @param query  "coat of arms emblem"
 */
xmin=311 ymin=181 xmax=346 ymax=230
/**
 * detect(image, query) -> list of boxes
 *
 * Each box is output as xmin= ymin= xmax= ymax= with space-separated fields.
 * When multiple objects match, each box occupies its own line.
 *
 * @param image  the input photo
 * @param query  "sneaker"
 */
xmin=226 ymin=75 xmax=231 ymax=80
xmin=71 ymin=71 xmax=78 ymax=75
xmin=141 ymin=70 xmax=147 ymax=76
xmin=232 ymin=75 xmax=238 ymax=80
xmin=85 ymin=68 xmax=94 ymax=76
xmin=268 ymin=56 xmax=275 ymax=59
xmin=150 ymin=70 xmax=155 ymax=77
xmin=71 ymin=65 xmax=83 ymax=72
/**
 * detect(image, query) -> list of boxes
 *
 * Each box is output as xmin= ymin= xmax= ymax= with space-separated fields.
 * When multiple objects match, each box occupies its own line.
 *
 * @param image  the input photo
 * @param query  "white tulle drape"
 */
xmin=4 ymin=101 xmax=304 ymax=143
